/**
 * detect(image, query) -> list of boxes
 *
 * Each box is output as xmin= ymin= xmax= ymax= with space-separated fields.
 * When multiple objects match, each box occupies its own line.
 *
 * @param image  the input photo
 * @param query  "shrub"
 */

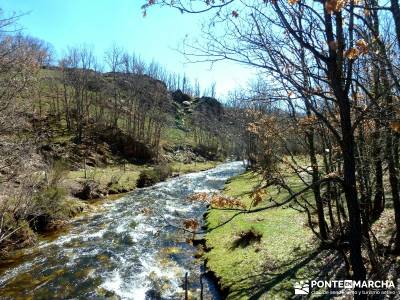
xmin=194 ymin=144 xmax=224 ymax=161
xmin=156 ymin=163 xmax=173 ymax=180
xmin=91 ymin=125 xmax=156 ymax=163
xmin=137 ymin=169 xmax=159 ymax=188
xmin=29 ymin=186 xmax=67 ymax=231
xmin=47 ymin=159 xmax=69 ymax=186
xmin=28 ymin=160 xmax=69 ymax=231
xmin=74 ymin=180 xmax=103 ymax=200
xmin=107 ymin=175 xmax=120 ymax=187
xmin=0 ymin=159 xmax=75 ymax=250
xmin=0 ymin=213 xmax=36 ymax=252
xmin=136 ymin=164 xmax=173 ymax=188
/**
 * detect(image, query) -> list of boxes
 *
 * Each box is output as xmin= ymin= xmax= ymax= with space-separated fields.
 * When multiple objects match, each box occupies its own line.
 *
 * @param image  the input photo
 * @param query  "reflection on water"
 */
xmin=0 ymin=161 xmax=245 ymax=300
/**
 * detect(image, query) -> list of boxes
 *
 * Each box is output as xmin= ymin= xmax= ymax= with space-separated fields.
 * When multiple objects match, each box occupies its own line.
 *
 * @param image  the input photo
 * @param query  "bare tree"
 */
xmin=144 ymin=0 xmax=400 ymax=292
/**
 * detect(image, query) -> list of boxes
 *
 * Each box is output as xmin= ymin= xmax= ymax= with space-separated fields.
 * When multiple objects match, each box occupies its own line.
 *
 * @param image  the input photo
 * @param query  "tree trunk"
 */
xmin=339 ymin=97 xmax=367 ymax=282
xmin=371 ymin=125 xmax=385 ymax=221
xmin=306 ymin=119 xmax=328 ymax=240
xmin=386 ymin=127 xmax=400 ymax=253
xmin=390 ymin=0 xmax=400 ymax=49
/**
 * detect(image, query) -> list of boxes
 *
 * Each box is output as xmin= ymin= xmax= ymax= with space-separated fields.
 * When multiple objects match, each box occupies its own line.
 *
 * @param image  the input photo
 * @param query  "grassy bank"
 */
xmin=66 ymin=161 xmax=220 ymax=194
xmin=0 ymin=160 xmax=221 ymax=256
xmin=67 ymin=164 xmax=144 ymax=194
xmin=204 ymin=172 xmax=325 ymax=299
xmin=171 ymin=161 xmax=220 ymax=173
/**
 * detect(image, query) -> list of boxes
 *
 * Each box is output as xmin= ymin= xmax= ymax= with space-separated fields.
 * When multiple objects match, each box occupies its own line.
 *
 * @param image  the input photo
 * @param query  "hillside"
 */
xmin=0 ymin=65 xmax=235 ymax=254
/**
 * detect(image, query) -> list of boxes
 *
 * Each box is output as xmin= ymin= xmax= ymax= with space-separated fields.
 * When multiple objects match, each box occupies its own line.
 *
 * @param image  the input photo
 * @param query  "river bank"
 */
xmin=0 ymin=162 xmax=244 ymax=299
xmin=66 ymin=160 xmax=221 ymax=199
xmin=0 ymin=160 xmax=221 ymax=258
xmin=203 ymin=171 xmax=400 ymax=299
xmin=203 ymin=171 xmax=318 ymax=299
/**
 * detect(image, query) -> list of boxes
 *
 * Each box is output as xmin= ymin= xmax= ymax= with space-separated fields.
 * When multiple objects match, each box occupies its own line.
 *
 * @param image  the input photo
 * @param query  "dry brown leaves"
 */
xmin=389 ymin=121 xmax=400 ymax=133
xmin=345 ymin=47 xmax=359 ymax=60
xmin=187 ymin=192 xmax=209 ymax=202
xmin=288 ymin=0 xmax=299 ymax=5
xmin=355 ymin=39 xmax=368 ymax=54
xmin=210 ymin=194 xmax=246 ymax=209
xmin=183 ymin=218 xmax=199 ymax=231
xmin=187 ymin=192 xmax=246 ymax=209
xmin=344 ymin=39 xmax=369 ymax=60
xmin=325 ymin=0 xmax=362 ymax=12
xmin=325 ymin=0 xmax=348 ymax=14
xmin=298 ymin=115 xmax=318 ymax=128
xmin=250 ymin=189 xmax=267 ymax=207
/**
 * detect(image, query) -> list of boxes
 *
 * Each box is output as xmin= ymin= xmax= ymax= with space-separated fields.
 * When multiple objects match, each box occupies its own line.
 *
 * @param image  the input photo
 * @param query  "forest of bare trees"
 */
xmin=0 ymin=7 xmax=234 ymax=256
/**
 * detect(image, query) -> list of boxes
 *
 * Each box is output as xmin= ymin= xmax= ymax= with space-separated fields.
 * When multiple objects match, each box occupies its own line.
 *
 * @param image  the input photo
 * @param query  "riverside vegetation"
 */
xmin=145 ymin=0 xmax=400 ymax=298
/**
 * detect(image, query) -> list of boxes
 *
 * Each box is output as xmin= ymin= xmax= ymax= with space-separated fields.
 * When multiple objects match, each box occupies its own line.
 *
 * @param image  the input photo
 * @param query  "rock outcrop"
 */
xmin=171 ymin=89 xmax=192 ymax=104
xmin=194 ymin=96 xmax=223 ymax=117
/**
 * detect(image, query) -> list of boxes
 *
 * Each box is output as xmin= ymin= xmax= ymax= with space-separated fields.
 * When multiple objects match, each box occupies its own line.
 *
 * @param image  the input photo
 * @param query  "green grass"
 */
xmin=163 ymin=127 xmax=195 ymax=146
xmin=170 ymin=161 xmax=220 ymax=173
xmin=67 ymin=161 xmax=221 ymax=195
xmin=204 ymin=171 xmax=321 ymax=299
xmin=67 ymin=163 xmax=147 ymax=192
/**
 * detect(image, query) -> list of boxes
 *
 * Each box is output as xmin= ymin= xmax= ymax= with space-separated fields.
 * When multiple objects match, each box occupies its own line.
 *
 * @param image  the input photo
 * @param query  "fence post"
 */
xmin=185 ymin=272 xmax=188 ymax=300
xmin=200 ymin=273 xmax=203 ymax=300
xmin=84 ymin=157 xmax=87 ymax=179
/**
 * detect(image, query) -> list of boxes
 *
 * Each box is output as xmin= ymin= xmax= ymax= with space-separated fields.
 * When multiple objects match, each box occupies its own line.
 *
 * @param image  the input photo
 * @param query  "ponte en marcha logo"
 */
xmin=294 ymin=280 xmax=398 ymax=296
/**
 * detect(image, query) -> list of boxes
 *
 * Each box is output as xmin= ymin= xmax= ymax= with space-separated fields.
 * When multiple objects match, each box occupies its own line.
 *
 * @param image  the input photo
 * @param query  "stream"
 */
xmin=0 ymin=161 xmax=245 ymax=300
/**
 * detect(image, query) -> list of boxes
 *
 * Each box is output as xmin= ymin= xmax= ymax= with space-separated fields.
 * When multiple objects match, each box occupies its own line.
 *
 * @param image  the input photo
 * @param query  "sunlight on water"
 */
xmin=0 ymin=161 xmax=245 ymax=300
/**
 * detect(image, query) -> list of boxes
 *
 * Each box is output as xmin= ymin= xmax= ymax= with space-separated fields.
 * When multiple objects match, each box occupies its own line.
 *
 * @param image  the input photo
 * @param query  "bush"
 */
xmin=74 ymin=180 xmax=104 ymax=200
xmin=137 ymin=169 xmax=160 ymax=188
xmin=47 ymin=160 xmax=69 ymax=186
xmin=27 ymin=160 xmax=69 ymax=231
xmin=156 ymin=163 xmax=173 ymax=180
xmin=0 ymin=213 xmax=37 ymax=252
xmin=91 ymin=125 xmax=156 ymax=163
xmin=194 ymin=144 xmax=224 ymax=161
xmin=136 ymin=164 xmax=173 ymax=188
xmin=28 ymin=186 xmax=68 ymax=232
xmin=0 ymin=159 xmax=76 ymax=250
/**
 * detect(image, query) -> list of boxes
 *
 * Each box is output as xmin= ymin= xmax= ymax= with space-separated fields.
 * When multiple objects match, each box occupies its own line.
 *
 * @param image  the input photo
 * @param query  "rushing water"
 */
xmin=0 ymin=161 xmax=245 ymax=300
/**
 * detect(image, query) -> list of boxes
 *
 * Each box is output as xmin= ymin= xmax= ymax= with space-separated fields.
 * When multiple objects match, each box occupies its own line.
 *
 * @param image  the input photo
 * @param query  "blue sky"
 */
xmin=2 ymin=0 xmax=254 ymax=98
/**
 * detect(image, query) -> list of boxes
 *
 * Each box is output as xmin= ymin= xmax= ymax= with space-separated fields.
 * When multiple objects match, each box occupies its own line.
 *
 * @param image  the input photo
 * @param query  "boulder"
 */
xmin=194 ymin=96 xmax=223 ymax=117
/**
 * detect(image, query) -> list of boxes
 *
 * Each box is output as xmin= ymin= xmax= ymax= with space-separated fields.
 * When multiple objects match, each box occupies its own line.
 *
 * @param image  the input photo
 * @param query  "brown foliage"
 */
xmin=187 ymin=192 xmax=246 ymax=209
xmin=389 ymin=121 xmax=400 ymax=133
xmin=250 ymin=189 xmax=267 ymax=207
xmin=183 ymin=218 xmax=199 ymax=231
xmin=210 ymin=194 xmax=246 ymax=209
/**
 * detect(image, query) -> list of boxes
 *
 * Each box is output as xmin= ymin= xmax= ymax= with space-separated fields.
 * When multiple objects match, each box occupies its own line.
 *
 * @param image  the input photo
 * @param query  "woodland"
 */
xmin=142 ymin=0 xmax=400 ymax=298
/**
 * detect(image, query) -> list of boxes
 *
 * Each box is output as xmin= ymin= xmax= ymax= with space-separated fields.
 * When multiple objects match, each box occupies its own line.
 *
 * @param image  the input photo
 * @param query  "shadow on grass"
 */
xmin=230 ymin=229 xmax=263 ymax=250
xmin=227 ymin=248 xmax=346 ymax=300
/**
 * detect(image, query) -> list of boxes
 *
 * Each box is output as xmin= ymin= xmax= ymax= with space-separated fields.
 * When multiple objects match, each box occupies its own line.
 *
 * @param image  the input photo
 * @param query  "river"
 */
xmin=0 ymin=161 xmax=245 ymax=300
